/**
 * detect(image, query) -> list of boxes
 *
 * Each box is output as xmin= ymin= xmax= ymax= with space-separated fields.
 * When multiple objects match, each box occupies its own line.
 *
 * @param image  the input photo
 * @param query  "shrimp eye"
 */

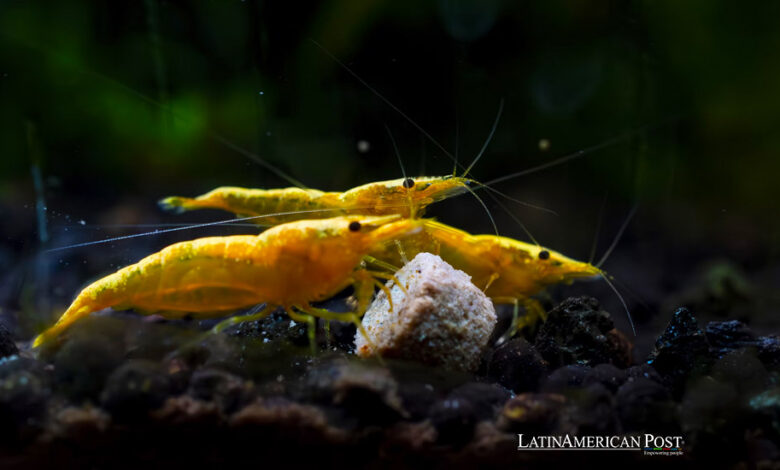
xmin=538 ymin=250 xmax=550 ymax=260
xmin=348 ymin=221 xmax=362 ymax=232
xmin=402 ymin=178 xmax=415 ymax=188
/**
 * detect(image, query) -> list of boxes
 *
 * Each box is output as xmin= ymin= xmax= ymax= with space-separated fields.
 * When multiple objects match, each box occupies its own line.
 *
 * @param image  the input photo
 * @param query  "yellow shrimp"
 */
xmin=369 ymin=219 xmax=622 ymax=334
xmin=33 ymin=215 xmax=422 ymax=348
xmin=159 ymin=176 xmax=474 ymax=224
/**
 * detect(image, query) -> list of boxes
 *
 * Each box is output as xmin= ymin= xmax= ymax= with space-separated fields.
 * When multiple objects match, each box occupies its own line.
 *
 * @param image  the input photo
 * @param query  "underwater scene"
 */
xmin=1 ymin=1 xmax=779 ymax=468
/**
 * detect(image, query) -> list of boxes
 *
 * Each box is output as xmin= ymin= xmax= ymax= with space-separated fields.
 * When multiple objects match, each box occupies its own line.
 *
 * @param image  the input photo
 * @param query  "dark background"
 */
xmin=1 ymin=0 xmax=778 ymax=353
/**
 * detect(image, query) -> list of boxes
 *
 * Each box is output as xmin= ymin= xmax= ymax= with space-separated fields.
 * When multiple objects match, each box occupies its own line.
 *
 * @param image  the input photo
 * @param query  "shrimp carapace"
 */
xmin=33 ymin=215 xmax=422 ymax=348
xmin=159 ymin=176 xmax=473 ymax=224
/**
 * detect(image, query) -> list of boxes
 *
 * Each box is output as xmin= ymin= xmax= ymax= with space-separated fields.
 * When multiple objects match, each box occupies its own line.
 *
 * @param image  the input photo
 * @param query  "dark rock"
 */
xmin=745 ymin=435 xmax=780 ymax=467
xmin=0 ymin=354 xmax=48 ymax=380
xmin=100 ymin=360 xmax=174 ymax=421
xmin=705 ymin=320 xmax=757 ymax=357
xmin=447 ymin=382 xmax=511 ymax=421
xmin=756 ymin=336 xmax=780 ymax=370
xmin=711 ymin=348 xmax=769 ymax=395
xmin=625 ymin=364 xmax=664 ymax=384
xmin=0 ymin=322 xmax=18 ymax=358
xmin=188 ymin=368 xmax=251 ymax=414
xmin=748 ymin=387 xmax=780 ymax=437
xmin=0 ymin=369 xmax=48 ymax=444
xmin=429 ymin=397 xmax=477 ymax=446
xmin=616 ymin=377 xmax=677 ymax=433
xmin=486 ymin=338 xmax=548 ymax=393
xmin=566 ymin=383 xmax=619 ymax=434
xmin=540 ymin=364 xmax=590 ymax=393
xmin=150 ymin=395 xmax=223 ymax=428
xmin=303 ymin=356 xmax=406 ymax=426
xmin=496 ymin=393 xmax=566 ymax=435
xmin=583 ymin=363 xmax=627 ymax=393
xmin=53 ymin=335 xmax=124 ymax=401
xmin=49 ymin=406 xmax=111 ymax=444
xmin=606 ymin=328 xmax=634 ymax=367
xmin=647 ymin=307 xmax=710 ymax=395
xmin=679 ymin=377 xmax=743 ymax=460
xmin=535 ymin=296 xmax=632 ymax=368
xmin=397 ymin=382 xmax=438 ymax=421
xmin=229 ymin=398 xmax=346 ymax=445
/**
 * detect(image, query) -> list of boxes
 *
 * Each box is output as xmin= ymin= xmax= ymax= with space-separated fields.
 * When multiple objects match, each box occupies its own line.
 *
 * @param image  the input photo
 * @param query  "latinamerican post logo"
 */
xmin=517 ymin=434 xmax=684 ymax=456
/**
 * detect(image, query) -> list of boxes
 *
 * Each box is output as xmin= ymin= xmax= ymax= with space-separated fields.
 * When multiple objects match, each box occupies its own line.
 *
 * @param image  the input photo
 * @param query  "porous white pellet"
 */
xmin=355 ymin=253 xmax=496 ymax=372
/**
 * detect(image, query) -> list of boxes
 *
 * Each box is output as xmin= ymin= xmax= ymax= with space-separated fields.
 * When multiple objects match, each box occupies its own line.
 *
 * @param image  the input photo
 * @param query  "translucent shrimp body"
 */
xmin=422 ymin=220 xmax=602 ymax=298
xmin=33 ymin=215 xmax=422 ymax=347
xmin=159 ymin=176 xmax=472 ymax=224
xmin=370 ymin=219 xmax=603 ymax=330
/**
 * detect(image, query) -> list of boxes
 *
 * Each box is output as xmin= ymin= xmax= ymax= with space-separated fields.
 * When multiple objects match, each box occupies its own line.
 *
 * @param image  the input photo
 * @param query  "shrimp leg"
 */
xmin=285 ymin=306 xmax=318 ymax=354
xmin=299 ymin=304 xmax=378 ymax=358
xmin=494 ymin=296 xmax=546 ymax=338
xmin=211 ymin=304 xmax=275 ymax=334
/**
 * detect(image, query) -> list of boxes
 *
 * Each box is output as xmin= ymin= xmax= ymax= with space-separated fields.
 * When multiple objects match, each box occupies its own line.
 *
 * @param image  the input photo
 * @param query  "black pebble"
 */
xmin=0 ymin=370 xmax=48 ymax=445
xmin=535 ymin=296 xmax=628 ymax=368
xmin=101 ymin=360 xmax=173 ymax=421
xmin=616 ymin=377 xmax=677 ymax=433
xmin=429 ymin=397 xmax=477 ymax=446
xmin=486 ymin=338 xmax=548 ymax=393
xmin=53 ymin=336 xmax=124 ymax=401
xmin=498 ymin=393 xmax=566 ymax=435
xmin=447 ymin=382 xmax=512 ymax=421
xmin=583 ymin=363 xmax=627 ymax=393
xmin=647 ymin=307 xmax=711 ymax=396
xmin=0 ymin=322 xmax=18 ymax=359
xmin=540 ymin=364 xmax=590 ymax=393
xmin=189 ymin=368 xmax=250 ymax=413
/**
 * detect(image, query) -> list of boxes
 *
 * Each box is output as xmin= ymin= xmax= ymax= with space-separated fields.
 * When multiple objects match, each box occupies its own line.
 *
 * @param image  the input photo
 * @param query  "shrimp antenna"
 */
xmin=483 ymin=126 xmax=655 ymax=187
xmin=309 ymin=39 xmax=466 ymax=174
xmin=477 ymin=185 xmax=558 ymax=216
xmin=589 ymin=192 xmax=609 ymax=264
xmin=44 ymin=213 xmax=277 ymax=253
xmin=44 ymin=205 xmax=412 ymax=253
xmin=453 ymin=111 xmax=460 ymax=176
xmin=462 ymin=185 xmax=500 ymax=236
xmin=484 ymin=192 xmax=540 ymax=245
xmin=462 ymin=98 xmax=504 ymax=178
xmin=610 ymin=275 xmax=652 ymax=313
xmin=602 ymin=273 xmax=636 ymax=336
xmin=596 ymin=204 xmax=638 ymax=269
xmin=384 ymin=125 xmax=407 ymax=180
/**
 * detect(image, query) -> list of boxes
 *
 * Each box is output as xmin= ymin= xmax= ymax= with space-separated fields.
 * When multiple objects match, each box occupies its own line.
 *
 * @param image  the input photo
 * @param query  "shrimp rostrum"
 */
xmin=33 ymin=215 xmax=422 ymax=347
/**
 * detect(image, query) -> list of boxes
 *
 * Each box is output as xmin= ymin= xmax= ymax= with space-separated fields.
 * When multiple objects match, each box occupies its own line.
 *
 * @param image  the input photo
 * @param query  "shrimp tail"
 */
xmin=158 ymin=196 xmax=196 ymax=213
xmin=33 ymin=270 xmax=128 ymax=347
xmin=33 ymin=302 xmax=95 ymax=348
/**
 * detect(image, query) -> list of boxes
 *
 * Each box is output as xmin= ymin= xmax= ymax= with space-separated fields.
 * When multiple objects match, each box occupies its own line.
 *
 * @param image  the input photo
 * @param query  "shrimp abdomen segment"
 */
xmin=160 ymin=186 xmax=341 ymax=223
xmin=33 ymin=235 xmax=275 ymax=347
